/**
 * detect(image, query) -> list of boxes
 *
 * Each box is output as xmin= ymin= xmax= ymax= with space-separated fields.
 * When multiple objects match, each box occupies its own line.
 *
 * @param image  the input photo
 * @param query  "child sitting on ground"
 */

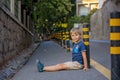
xmin=36 ymin=27 xmax=88 ymax=72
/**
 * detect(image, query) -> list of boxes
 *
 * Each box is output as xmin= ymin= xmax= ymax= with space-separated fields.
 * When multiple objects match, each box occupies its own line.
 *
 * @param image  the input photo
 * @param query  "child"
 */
xmin=36 ymin=27 xmax=88 ymax=72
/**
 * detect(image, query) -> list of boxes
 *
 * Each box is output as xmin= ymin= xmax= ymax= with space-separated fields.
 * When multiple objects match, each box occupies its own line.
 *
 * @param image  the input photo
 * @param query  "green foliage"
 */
xmin=21 ymin=0 xmax=76 ymax=33
xmin=68 ymin=16 xmax=80 ymax=30
xmin=67 ymin=8 xmax=97 ymax=30
xmin=22 ymin=0 xmax=30 ymax=4
xmin=79 ymin=8 xmax=97 ymax=23
xmin=32 ymin=0 xmax=74 ymax=33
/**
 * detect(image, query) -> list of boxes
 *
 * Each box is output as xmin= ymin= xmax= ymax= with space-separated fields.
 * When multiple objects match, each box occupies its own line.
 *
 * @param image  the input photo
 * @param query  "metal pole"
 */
xmin=63 ymin=32 xmax=66 ymax=48
xmin=110 ymin=11 xmax=120 ymax=80
xmin=83 ymin=23 xmax=90 ymax=68
xmin=66 ymin=31 xmax=70 ymax=51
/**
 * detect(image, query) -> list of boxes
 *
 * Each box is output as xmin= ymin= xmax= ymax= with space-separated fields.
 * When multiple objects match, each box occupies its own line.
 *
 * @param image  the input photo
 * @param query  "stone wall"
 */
xmin=90 ymin=0 xmax=120 ymax=40
xmin=0 ymin=4 xmax=33 ymax=66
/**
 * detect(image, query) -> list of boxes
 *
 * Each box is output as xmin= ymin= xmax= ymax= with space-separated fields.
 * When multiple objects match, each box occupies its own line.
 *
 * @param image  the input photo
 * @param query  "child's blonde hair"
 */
xmin=70 ymin=27 xmax=81 ymax=35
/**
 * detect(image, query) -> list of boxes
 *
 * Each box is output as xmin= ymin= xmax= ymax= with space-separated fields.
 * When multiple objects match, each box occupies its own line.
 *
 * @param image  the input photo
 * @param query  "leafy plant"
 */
xmin=32 ymin=0 xmax=74 ymax=34
xmin=67 ymin=8 xmax=98 ymax=30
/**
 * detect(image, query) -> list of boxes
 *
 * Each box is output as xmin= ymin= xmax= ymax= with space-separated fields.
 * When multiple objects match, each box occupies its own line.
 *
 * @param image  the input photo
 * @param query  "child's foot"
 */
xmin=36 ymin=59 xmax=44 ymax=72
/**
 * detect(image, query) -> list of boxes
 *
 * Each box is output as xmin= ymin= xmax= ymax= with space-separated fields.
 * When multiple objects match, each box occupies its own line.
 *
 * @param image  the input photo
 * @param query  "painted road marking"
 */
xmin=90 ymin=59 xmax=111 ymax=80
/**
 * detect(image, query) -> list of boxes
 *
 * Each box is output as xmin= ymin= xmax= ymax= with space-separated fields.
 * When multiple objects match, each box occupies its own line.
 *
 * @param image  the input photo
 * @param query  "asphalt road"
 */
xmin=11 ymin=40 xmax=110 ymax=80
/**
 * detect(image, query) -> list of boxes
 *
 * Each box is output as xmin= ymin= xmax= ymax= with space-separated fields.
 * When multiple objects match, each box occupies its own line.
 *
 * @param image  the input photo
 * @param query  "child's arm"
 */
xmin=82 ymin=51 xmax=88 ymax=70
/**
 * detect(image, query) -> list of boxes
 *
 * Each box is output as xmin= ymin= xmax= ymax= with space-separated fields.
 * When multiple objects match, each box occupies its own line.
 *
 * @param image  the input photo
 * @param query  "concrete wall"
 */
xmin=90 ymin=0 xmax=120 ymax=40
xmin=0 ymin=3 xmax=33 ymax=66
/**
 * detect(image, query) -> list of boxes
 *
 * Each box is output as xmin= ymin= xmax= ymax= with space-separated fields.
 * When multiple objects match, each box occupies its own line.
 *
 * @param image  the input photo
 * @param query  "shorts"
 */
xmin=64 ymin=61 xmax=83 ymax=69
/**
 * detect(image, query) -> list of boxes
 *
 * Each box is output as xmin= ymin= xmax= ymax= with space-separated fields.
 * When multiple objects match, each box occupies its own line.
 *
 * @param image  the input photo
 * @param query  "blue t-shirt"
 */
xmin=72 ymin=41 xmax=86 ymax=65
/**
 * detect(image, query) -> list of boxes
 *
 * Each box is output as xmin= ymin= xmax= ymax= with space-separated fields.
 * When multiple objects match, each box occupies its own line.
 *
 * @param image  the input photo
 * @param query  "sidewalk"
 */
xmin=0 ymin=42 xmax=40 ymax=80
xmin=11 ymin=40 xmax=110 ymax=80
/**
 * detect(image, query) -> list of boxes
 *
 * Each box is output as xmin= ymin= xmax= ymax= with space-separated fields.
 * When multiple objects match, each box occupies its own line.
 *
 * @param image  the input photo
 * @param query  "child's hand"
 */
xmin=83 ymin=67 xmax=88 ymax=71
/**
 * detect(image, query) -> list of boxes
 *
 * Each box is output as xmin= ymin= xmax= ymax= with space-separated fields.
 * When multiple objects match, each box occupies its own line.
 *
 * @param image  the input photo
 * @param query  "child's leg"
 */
xmin=43 ymin=63 xmax=68 ymax=72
